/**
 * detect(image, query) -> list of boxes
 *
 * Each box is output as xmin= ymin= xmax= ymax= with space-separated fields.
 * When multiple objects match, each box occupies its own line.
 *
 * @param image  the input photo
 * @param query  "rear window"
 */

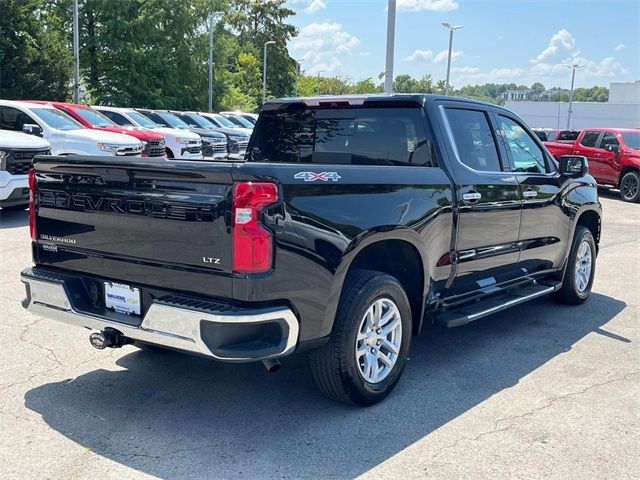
xmin=249 ymin=106 xmax=435 ymax=166
xmin=558 ymin=131 xmax=579 ymax=141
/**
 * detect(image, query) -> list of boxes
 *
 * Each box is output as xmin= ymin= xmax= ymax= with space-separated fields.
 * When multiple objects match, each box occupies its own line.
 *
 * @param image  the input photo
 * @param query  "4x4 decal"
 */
xmin=294 ymin=172 xmax=342 ymax=182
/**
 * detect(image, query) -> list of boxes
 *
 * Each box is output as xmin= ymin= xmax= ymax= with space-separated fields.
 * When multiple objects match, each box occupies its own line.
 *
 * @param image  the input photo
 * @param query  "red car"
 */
xmin=546 ymin=128 xmax=640 ymax=202
xmin=26 ymin=101 xmax=166 ymax=157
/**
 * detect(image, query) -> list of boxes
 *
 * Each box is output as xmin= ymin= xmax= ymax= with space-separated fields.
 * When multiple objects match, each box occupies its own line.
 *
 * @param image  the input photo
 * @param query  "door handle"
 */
xmin=523 ymin=189 xmax=538 ymax=199
xmin=462 ymin=191 xmax=482 ymax=203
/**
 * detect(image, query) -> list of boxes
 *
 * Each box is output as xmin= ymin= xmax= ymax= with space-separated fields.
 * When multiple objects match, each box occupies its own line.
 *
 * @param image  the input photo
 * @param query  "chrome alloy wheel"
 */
xmin=574 ymin=240 xmax=593 ymax=293
xmin=355 ymin=298 xmax=402 ymax=384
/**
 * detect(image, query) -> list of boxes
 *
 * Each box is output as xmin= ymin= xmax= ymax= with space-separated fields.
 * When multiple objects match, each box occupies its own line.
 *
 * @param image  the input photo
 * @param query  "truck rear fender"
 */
xmin=323 ymin=229 xmax=429 ymax=338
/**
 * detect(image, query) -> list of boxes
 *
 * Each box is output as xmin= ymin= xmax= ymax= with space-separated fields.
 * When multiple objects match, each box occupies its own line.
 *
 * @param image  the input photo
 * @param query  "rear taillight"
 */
xmin=232 ymin=182 xmax=278 ymax=273
xmin=28 ymin=168 xmax=37 ymax=240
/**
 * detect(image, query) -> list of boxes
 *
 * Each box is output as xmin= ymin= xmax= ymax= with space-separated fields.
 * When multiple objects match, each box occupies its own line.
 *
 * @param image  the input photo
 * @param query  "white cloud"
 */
xmin=531 ymin=29 xmax=575 ymax=63
xmin=288 ymin=0 xmax=326 ymax=14
xmin=360 ymin=52 xmax=372 ymax=57
xmin=528 ymin=31 xmax=627 ymax=79
xmin=397 ymin=0 xmax=459 ymax=11
xmin=305 ymin=0 xmax=326 ymax=13
xmin=406 ymin=49 xmax=462 ymax=63
xmin=452 ymin=66 xmax=480 ymax=74
xmin=454 ymin=67 xmax=527 ymax=84
xmin=290 ymin=22 xmax=360 ymax=73
xmin=531 ymin=55 xmax=627 ymax=79
xmin=614 ymin=43 xmax=626 ymax=52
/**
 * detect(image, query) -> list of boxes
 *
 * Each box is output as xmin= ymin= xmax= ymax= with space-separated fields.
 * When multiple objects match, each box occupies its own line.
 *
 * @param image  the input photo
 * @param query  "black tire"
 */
xmin=0 ymin=204 xmax=28 ymax=212
xmin=619 ymin=171 xmax=640 ymax=203
xmin=551 ymin=226 xmax=596 ymax=305
xmin=310 ymin=270 xmax=412 ymax=406
xmin=165 ymin=149 xmax=174 ymax=158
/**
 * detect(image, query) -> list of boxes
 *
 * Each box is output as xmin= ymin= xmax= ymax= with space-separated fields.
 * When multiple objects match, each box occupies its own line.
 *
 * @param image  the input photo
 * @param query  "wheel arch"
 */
xmin=323 ymin=230 xmax=429 ymax=338
xmin=618 ymin=165 xmax=639 ymax=188
xmin=575 ymin=209 xmax=601 ymax=251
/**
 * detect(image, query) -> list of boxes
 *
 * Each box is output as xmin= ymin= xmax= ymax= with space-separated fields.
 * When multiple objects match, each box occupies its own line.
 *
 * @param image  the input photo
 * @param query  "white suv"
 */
xmin=0 ymin=130 xmax=50 ymax=211
xmin=0 ymin=100 xmax=143 ymax=156
xmin=94 ymin=106 xmax=202 ymax=159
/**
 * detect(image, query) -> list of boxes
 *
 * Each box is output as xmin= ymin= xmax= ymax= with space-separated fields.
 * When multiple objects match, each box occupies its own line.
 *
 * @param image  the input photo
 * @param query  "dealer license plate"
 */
xmin=104 ymin=282 xmax=141 ymax=316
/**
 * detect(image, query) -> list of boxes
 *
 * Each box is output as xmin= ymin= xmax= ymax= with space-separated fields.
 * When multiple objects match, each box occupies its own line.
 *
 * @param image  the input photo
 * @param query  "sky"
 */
xmin=285 ymin=0 xmax=640 ymax=89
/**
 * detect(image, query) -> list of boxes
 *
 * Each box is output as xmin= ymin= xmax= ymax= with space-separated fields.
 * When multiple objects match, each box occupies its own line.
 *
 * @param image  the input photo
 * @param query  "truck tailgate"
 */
xmin=32 ymin=156 xmax=234 ymax=297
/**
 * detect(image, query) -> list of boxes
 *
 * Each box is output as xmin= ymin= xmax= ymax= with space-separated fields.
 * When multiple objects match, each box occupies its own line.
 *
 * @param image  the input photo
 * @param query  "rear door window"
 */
xmin=580 ymin=131 xmax=601 ymax=147
xmin=249 ymin=106 xmax=435 ymax=166
xmin=444 ymin=108 xmax=502 ymax=172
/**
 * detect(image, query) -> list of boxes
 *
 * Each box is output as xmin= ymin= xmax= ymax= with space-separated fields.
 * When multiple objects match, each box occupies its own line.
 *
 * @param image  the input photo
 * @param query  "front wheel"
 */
xmin=620 ymin=171 xmax=640 ymax=203
xmin=310 ymin=270 xmax=412 ymax=406
xmin=551 ymin=226 xmax=596 ymax=305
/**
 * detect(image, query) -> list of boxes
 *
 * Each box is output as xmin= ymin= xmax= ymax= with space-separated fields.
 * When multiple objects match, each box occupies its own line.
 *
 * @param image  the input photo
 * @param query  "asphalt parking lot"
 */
xmin=0 ymin=190 xmax=638 ymax=480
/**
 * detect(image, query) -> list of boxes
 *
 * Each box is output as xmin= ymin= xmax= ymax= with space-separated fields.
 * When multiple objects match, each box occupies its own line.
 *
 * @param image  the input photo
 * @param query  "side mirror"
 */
xmin=560 ymin=155 xmax=588 ymax=177
xmin=604 ymin=144 xmax=619 ymax=153
xmin=22 ymin=124 xmax=43 ymax=137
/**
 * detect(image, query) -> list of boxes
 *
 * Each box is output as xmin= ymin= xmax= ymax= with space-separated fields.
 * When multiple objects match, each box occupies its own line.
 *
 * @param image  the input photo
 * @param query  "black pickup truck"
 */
xmin=21 ymin=94 xmax=601 ymax=406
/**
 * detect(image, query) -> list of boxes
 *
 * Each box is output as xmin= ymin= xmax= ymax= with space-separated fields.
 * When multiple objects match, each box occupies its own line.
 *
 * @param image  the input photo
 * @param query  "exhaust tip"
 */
xmin=89 ymin=329 xmax=128 ymax=350
xmin=89 ymin=332 xmax=107 ymax=349
xmin=262 ymin=358 xmax=282 ymax=373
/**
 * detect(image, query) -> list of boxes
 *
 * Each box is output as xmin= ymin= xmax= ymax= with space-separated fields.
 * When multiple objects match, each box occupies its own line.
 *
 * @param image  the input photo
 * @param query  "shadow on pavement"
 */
xmin=25 ymin=293 xmax=626 ymax=479
xmin=0 ymin=209 xmax=28 ymax=229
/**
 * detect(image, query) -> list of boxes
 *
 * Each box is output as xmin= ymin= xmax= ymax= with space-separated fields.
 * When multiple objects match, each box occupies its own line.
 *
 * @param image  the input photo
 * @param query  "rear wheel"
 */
xmin=551 ymin=226 xmax=596 ymax=305
xmin=310 ymin=270 xmax=412 ymax=406
xmin=619 ymin=171 xmax=640 ymax=203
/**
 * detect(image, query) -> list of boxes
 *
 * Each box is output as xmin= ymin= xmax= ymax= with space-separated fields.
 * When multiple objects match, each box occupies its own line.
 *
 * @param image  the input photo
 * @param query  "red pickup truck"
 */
xmin=533 ymin=128 xmax=580 ymax=143
xmin=545 ymin=128 xmax=640 ymax=202
xmin=541 ymin=130 xmax=581 ymax=158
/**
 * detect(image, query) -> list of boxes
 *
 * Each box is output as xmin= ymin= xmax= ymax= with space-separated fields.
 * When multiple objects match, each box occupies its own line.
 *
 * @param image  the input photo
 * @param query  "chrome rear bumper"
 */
xmin=21 ymin=268 xmax=299 ymax=362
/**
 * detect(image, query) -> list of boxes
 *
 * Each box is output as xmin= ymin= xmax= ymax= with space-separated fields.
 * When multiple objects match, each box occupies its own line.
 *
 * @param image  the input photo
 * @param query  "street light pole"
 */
xmin=441 ymin=22 xmax=462 ymax=96
xmin=384 ymin=0 xmax=396 ymax=94
xmin=295 ymin=59 xmax=304 ymax=96
xmin=262 ymin=40 xmax=276 ymax=104
xmin=73 ymin=0 xmax=80 ymax=103
xmin=316 ymin=70 xmax=325 ymax=95
xmin=208 ymin=11 xmax=223 ymax=113
xmin=564 ymin=63 xmax=583 ymax=130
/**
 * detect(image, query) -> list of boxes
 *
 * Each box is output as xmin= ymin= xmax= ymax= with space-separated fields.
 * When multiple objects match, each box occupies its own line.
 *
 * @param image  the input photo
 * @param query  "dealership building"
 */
xmin=506 ymin=82 xmax=640 ymax=129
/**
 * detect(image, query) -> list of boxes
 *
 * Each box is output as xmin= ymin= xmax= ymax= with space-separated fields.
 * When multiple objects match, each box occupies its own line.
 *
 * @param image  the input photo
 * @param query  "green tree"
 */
xmin=352 ymin=78 xmax=382 ymax=94
xmin=573 ymin=86 xmax=608 ymax=102
xmin=0 ymin=0 xmax=73 ymax=100
xmin=57 ymin=0 xmax=229 ymax=109
xmin=227 ymin=0 xmax=298 ymax=100
xmin=393 ymin=74 xmax=421 ymax=93
xmin=531 ymin=82 xmax=545 ymax=92
xmin=221 ymin=52 xmax=262 ymax=111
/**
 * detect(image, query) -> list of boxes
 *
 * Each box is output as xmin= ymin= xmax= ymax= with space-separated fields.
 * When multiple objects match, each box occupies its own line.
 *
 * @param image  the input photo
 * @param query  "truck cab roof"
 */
xmin=263 ymin=93 xmax=500 ymax=110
